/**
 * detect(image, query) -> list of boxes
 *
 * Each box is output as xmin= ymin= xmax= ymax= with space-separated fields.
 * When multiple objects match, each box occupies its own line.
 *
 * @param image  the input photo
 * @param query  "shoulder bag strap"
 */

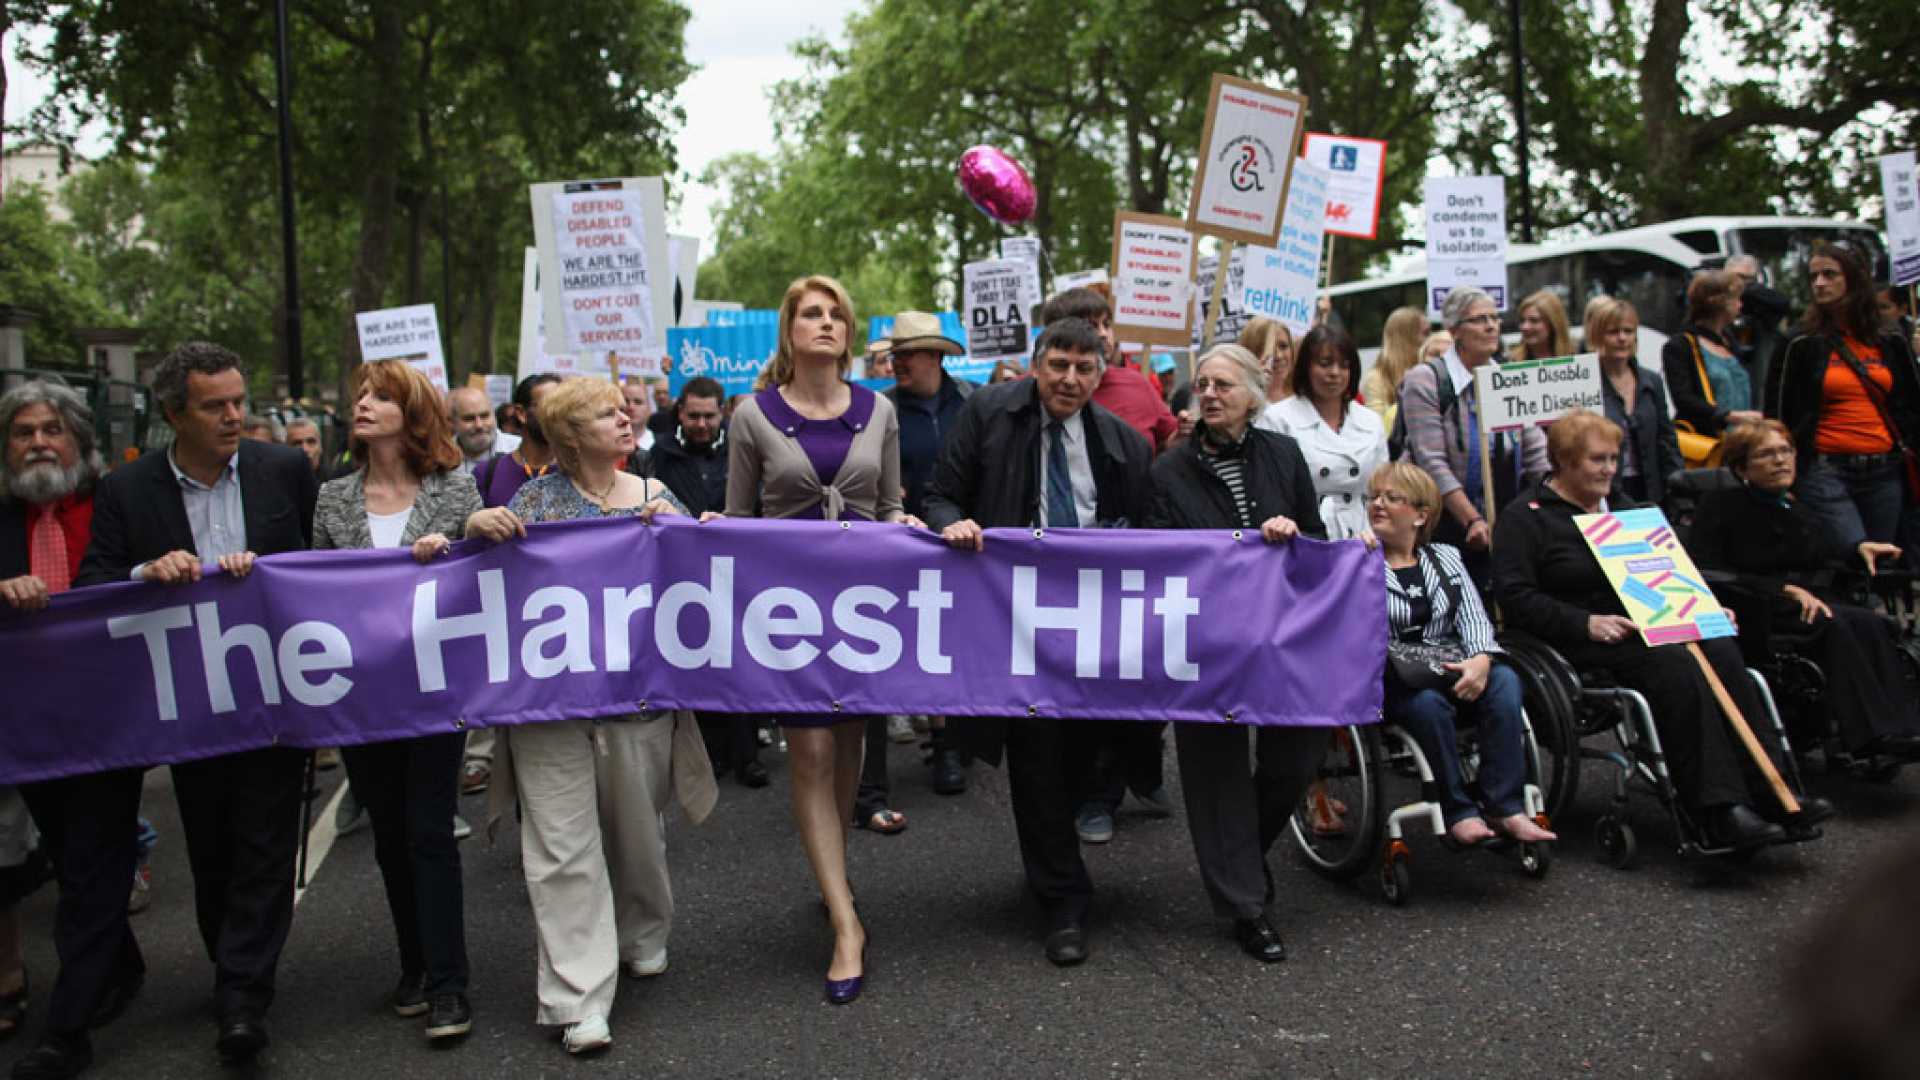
xmin=1832 ymin=338 xmax=1909 ymax=453
xmin=1686 ymin=332 xmax=1714 ymax=406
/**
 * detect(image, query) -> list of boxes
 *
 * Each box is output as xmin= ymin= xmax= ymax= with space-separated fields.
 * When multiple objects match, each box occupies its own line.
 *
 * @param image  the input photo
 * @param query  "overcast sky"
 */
xmin=2 ymin=1 xmax=866 ymax=247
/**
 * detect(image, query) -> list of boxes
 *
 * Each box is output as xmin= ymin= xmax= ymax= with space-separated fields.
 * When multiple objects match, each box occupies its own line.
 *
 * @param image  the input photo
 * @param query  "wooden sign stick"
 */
xmin=1202 ymin=238 xmax=1235 ymax=348
xmin=1478 ymin=421 xmax=1498 ymax=530
xmin=1685 ymin=641 xmax=1799 ymax=814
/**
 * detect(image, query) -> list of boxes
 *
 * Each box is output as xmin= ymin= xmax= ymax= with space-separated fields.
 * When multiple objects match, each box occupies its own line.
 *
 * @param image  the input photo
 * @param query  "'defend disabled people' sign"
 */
xmin=0 ymin=518 xmax=1386 ymax=785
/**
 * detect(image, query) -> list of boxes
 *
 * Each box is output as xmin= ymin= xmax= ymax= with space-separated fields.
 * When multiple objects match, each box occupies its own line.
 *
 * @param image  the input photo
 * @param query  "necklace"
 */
xmin=579 ymin=471 xmax=617 ymax=507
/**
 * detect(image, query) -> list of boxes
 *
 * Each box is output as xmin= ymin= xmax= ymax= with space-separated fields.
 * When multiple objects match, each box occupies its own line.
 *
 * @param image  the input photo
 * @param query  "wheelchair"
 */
xmin=1664 ymin=467 xmax=1920 ymax=784
xmin=1287 ymin=686 xmax=1569 ymax=905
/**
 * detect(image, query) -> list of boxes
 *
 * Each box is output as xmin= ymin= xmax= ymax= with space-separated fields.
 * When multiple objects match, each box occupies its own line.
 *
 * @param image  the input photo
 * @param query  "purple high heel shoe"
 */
xmin=824 ymin=943 xmax=868 ymax=1005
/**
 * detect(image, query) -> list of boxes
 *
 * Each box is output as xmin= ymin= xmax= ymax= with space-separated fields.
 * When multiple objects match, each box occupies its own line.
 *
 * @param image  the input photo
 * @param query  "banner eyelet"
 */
xmin=1231 ymin=529 xmax=1244 ymax=541
xmin=1026 ymin=705 xmax=1038 ymax=717
xmin=1033 ymin=528 xmax=1045 ymax=539
xmin=831 ymin=701 xmax=843 ymax=712
xmin=1224 ymin=710 xmax=1236 ymax=722
xmin=454 ymin=718 xmax=466 ymax=731
xmin=639 ymin=700 xmax=648 ymax=712
xmin=840 ymin=521 xmax=851 ymax=530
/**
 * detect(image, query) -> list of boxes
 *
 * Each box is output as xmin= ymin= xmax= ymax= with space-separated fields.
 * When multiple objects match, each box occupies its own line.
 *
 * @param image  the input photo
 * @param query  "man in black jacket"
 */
xmin=924 ymin=318 xmax=1152 ymax=967
xmin=74 ymin=342 xmax=318 ymax=1069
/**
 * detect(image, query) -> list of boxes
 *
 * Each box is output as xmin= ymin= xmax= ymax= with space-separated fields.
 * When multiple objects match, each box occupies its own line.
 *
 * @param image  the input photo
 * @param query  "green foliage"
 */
xmin=0 ymin=188 xmax=110 ymax=367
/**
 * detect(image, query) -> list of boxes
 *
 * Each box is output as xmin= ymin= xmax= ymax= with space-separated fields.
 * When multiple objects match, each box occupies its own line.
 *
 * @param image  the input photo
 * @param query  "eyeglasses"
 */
xmin=1192 ymin=378 xmax=1241 ymax=394
xmin=1457 ymin=313 xmax=1500 ymax=327
xmin=1748 ymin=446 xmax=1795 ymax=463
xmin=1368 ymin=489 xmax=1411 ymax=506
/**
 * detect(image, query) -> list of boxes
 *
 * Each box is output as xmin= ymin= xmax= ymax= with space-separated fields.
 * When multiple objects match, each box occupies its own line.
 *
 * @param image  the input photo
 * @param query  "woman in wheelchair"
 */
xmin=1492 ymin=410 xmax=1834 ymax=850
xmin=1689 ymin=420 xmax=1920 ymax=761
xmin=1370 ymin=461 xmax=1556 ymax=848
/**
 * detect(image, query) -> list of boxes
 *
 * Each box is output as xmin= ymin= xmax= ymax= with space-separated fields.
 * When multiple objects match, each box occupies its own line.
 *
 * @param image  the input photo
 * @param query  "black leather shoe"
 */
xmin=391 ymin=973 xmax=427 ymax=1018
xmin=737 ymin=760 xmax=770 ymax=789
xmin=1234 ymin=917 xmax=1287 ymax=963
xmin=1789 ymin=795 xmax=1835 ymax=828
xmin=425 ymin=994 xmax=472 ymax=1041
xmin=215 ymin=1014 xmax=268 ymax=1064
xmin=930 ymin=749 xmax=967 ymax=795
xmin=1708 ymin=803 xmax=1786 ymax=850
xmin=1044 ymin=923 xmax=1088 ymax=967
xmin=10 ymin=1035 xmax=91 ymax=1080
xmin=86 ymin=971 xmax=142 ymax=1029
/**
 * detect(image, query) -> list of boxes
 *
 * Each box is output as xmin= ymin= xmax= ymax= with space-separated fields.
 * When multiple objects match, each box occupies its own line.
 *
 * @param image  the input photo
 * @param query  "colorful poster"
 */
xmin=1880 ymin=150 xmax=1920 ymax=287
xmin=1187 ymin=73 xmax=1308 ymax=246
xmin=355 ymin=303 xmax=447 ymax=390
xmin=1423 ymin=176 xmax=1508 ymax=316
xmin=1302 ymin=132 xmax=1388 ymax=240
xmin=1472 ymin=353 xmax=1603 ymax=432
xmin=1110 ymin=212 xmax=1195 ymax=347
xmin=1576 ymin=508 xmax=1735 ymax=646
xmin=964 ymin=258 xmax=1036 ymax=364
xmin=1239 ymin=159 xmax=1329 ymax=338
xmin=665 ymin=321 xmax=780 ymax=399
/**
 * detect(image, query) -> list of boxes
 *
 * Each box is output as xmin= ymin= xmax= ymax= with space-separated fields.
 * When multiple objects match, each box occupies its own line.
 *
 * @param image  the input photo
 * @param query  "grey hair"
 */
xmin=151 ymin=341 xmax=245 ymax=417
xmin=0 ymin=379 xmax=105 ymax=500
xmin=1196 ymin=343 xmax=1268 ymax=426
xmin=1440 ymin=287 xmax=1496 ymax=329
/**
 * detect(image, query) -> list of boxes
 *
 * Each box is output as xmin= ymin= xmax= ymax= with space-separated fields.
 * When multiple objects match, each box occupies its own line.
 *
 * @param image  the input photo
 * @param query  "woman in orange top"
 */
xmin=1771 ymin=241 xmax=1920 ymax=553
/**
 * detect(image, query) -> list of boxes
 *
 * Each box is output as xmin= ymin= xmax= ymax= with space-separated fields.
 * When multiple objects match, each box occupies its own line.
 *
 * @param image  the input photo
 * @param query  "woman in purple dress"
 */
xmin=721 ymin=275 xmax=923 ymax=1004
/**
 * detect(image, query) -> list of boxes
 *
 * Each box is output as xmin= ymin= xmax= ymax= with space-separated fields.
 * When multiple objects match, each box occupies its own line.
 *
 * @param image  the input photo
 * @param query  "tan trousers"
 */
xmin=464 ymin=727 xmax=495 ymax=764
xmin=511 ymin=715 xmax=673 ymax=1025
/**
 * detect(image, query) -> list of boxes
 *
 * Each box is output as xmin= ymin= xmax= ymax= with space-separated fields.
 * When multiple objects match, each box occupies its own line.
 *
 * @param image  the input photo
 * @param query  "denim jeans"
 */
xmin=1385 ymin=662 xmax=1527 ymax=824
xmin=1795 ymin=452 xmax=1904 ymax=550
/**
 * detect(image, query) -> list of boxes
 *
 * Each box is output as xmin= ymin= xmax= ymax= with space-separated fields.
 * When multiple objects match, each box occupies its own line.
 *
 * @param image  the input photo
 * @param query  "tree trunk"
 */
xmin=1637 ymin=0 xmax=1692 ymax=223
xmin=335 ymin=4 xmax=408 ymax=405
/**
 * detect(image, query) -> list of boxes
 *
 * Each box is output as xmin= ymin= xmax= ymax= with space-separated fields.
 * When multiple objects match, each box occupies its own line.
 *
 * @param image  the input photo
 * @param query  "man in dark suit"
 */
xmin=0 ymin=379 xmax=133 ymax=1080
xmin=74 ymin=342 xmax=317 ymax=1069
xmin=923 ymin=318 xmax=1152 ymax=967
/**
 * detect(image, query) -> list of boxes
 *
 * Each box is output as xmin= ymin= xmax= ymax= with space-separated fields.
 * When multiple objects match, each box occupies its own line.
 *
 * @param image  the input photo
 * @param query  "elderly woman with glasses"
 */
xmin=1689 ymin=420 xmax=1920 ymax=762
xmin=1145 ymin=343 xmax=1329 ymax=965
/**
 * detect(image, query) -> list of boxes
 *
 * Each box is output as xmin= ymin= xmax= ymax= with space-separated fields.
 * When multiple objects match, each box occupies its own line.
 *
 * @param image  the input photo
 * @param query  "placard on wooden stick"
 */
xmin=1186 ymin=73 xmax=1309 ymax=248
xmin=1109 ymin=211 xmax=1195 ymax=348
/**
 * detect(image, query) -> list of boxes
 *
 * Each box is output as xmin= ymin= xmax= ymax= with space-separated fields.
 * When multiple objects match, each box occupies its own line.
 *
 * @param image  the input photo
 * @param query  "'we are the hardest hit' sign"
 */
xmin=531 ymin=177 xmax=671 ymax=358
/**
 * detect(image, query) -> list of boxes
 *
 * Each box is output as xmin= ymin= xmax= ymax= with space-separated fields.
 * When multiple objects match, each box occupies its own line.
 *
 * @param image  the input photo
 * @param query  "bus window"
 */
xmin=1731 ymin=227 xmax=1884 ymax=317
xmin=1333 ymin=280 xmax=1424 ymax=347
xmin=1509 ymin=255 xmax=1578 ymax=316
xmin=1577 ymin=248 xmax=1689 ymax=334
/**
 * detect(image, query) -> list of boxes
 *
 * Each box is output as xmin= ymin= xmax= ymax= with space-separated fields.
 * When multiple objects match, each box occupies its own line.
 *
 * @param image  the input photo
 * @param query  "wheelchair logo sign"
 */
xmin=1577 ymin=508 xmax=1735 ymax=646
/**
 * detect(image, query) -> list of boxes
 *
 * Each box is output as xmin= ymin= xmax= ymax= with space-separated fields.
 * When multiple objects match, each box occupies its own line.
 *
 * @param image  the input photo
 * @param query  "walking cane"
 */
xmin=297 ymin=750 xmax=317 ymax=889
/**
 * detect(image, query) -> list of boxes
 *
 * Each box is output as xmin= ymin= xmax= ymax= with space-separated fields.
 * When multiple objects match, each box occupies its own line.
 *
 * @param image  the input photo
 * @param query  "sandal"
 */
xmin=858 ymin=809 xmax=907 ymax=835
xmin=0 ymin=971 xmax=27 ymax=1041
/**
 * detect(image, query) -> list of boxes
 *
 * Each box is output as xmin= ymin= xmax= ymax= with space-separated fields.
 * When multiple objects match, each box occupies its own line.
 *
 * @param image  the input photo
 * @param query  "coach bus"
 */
xmin=1327 ymin=216 xmax=1887 ymax=367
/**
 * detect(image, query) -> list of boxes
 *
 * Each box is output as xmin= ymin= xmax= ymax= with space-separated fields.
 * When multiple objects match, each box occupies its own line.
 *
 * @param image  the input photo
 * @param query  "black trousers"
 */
xmin=170 ymin=747 xmax=305 ymax=1019
xmin=1556 ymin=635 xmax=1783 ymax=811
xmin=1003 ymin=719 xmax=1095 ymax=926
xmin=854 ymin=717 xmax=957 ymax=819
xmin=1078 ymin=720 xmax=1167 ymax=812
xmin=341 ymin=732 xmax=468 ymax=996
xmin=18 ymin=769 xmax=146 ymax=1038
xmin=696 ymin=712 xmax=759 ymax=774
xmin=1796 ymin=603 xmax=1920 ymax=750
xmin=1174 ymin=723 xmax=1323 ymax=921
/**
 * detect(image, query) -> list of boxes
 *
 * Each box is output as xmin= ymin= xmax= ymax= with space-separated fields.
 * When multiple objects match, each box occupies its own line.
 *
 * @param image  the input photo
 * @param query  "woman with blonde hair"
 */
xmin=1509 ymin=290 xmax=1574 ymax=363
xmin=1362 ymin=306 xmax=1429 ymax=425
xmin=1238 ymin=317 xmax=1296 ymax=404
xmin=1419 ymin=331 xmax=1453 ymax=362
xmin=724 ymin=274 xmax=922 ymax=1005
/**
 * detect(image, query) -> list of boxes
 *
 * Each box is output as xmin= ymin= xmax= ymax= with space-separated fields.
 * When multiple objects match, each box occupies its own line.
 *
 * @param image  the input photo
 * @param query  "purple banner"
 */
xmin=0 ymin=518 xmax=1386 ymax=785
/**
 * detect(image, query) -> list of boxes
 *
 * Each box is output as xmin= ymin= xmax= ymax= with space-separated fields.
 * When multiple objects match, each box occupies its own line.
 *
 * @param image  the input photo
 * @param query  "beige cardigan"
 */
xmin=724 ymin=387 xmax=906 ymax=521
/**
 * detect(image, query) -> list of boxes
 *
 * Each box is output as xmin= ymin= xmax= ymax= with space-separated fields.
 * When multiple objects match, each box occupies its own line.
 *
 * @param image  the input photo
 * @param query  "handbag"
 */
xmin=1831 ymin=338 xmax=1920 ymax=502
xmin=1674 ymin=333 xmax=1725 ymax=468
xmin=1386 ymin=639 xmax=1467 ymax=692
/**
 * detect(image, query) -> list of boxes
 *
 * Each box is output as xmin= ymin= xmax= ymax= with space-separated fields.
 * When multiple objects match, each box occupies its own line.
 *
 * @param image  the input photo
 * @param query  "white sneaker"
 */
xmin=563 ymin=1014 xmax=612 ymax=1054
xmin=887 ymin=715 xmax=916 ymax=743
xmin=452 ymin=814 xmax=472 ymax=840
xmin=622 ymin=951 xmax=668 ymax=978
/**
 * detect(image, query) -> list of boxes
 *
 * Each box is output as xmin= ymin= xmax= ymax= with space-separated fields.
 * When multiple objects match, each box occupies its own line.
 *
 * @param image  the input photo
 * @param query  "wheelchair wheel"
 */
xmin=1499 ymin=641 xmax=1581 ymax=820
xmin=1379 ymin=842 xmax=1413 ymax=906
xmin=1595 ymin=815 xmax=1637 ymax=870
xmin=1289 ymin=725 xmax=1385 ymax=881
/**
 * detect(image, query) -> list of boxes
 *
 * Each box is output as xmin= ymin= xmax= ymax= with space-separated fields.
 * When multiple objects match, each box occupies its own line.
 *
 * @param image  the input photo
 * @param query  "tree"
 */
xmin=0 ymin=187 xmax=110 ymax=365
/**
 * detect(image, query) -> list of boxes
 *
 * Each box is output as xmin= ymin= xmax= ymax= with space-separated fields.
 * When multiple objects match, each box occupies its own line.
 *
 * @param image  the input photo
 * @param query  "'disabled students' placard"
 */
xmin=1110 ymin=212 xmax=1195 ymax=347
xmin=356 ymin=303 xmax=447 ymax=390
xmin=1187 ymin=74 xmax=1308 ymax=247
xmin=1471 ymin=354 xmax=1603 ymax=432
xmin=1576 ymin=508 xmax=1734 ymax=646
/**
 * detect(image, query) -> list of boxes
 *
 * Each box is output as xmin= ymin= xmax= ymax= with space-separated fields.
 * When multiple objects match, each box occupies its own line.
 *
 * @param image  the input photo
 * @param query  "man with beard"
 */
xmin=75 ymin=342 xmax=317 ymax=1069
xmin=475 ymin=374 xmax=560 ymax=509
xmin=0 ymin=380 xmax=138 ymax=1080
xmin=447 ymin=386 xmax=519 ymax=478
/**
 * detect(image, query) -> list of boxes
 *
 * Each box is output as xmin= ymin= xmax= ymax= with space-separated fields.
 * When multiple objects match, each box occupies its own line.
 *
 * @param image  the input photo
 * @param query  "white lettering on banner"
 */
xmin=743 ymin=587 xmax=822 ymax=672
xmin=656 ymin=557 xmax=735 ymax=670
xmin=521 ymin=586 xmax=595 ymax=678
xmin=1009 ymin=567 xmax=1199 ymax=682
xmin=413 ymin=571 xmax=510 ymax=693
xmin=112 ymin=604 xmax=355 ymax=722
xmin=829 ymin=587 xmax=903 ymax=673
xmin=601 ymin=586 xmax=655 ymax=673
xmin=905 ymin=569 xmax=953 ymax=674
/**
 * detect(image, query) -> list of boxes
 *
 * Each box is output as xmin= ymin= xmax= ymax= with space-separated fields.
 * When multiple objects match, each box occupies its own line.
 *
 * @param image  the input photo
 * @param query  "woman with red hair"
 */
xmin=311 ymin=360 xmax=491 ymax=1043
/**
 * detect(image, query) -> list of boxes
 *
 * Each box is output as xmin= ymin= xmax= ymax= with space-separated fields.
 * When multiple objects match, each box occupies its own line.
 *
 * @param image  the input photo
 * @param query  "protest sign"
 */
xmin=1239 ymin=159 xmax=1329 ymax=338
xmin=665 ymin=320 xmax=780 ymax=399
xmin=1110 ymin=212 xmax=1195 ymax=347
xmin=483 ymin=374 xmax=513 ymax=408
xmin=0 ymin=519 xmax=1386 ymax=785
xmin=1880 ymin=151 xmax=1920 ymax=287
xmin=1001 ymin=235 xmax=1042 ymax=273
xmin=1190 ymin=246 xmax=1251 ymax=349
xmin=1423 ymin=176 xmax=1508 ymax=316
xmin=1053 ymin=267 xmax=1109 ymax=296
xmin=1186 ymin=73 xmax=1308 ymax=247
xmin=531 ymin=176 xmax=670 ymax=358
xmin=355 ymin=303 xmax=447 ymax=390
xmin=669 ymin=234 xmax=702 ymax=326
xmin=964 ymin=258 xmax=1036 ymax=364
xmin=1472 ymin=354 xmax=1602 ymax=432
xmin=1302 ymin=132 xmax=1388 ymax=240
xmin=1577 ymin=508 xmax=1734 ymax=646
xmin=517 ymin=244 xmax=664 ymax=382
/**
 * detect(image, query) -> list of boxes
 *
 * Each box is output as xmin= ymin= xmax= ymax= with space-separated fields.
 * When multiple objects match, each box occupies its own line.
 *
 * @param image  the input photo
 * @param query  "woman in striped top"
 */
xmin=1144 ymin=343 xmax=1331 ymax=964
xmin=1369 ymin=461 xmax=1555 ymax=847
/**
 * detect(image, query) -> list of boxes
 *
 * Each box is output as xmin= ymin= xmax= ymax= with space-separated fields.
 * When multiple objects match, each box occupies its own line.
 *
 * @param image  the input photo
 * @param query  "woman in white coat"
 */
xmin=1257 ymin=325 xmax=1388 ymax=540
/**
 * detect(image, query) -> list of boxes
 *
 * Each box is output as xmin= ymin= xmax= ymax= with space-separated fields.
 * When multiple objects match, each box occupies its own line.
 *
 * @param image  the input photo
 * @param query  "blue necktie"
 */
xmin=1046 ymin=421 xmax=1078 ymax=528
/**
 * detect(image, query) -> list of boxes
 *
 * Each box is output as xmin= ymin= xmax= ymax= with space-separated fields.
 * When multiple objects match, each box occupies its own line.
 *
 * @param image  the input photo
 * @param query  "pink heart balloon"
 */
xmin=957 ymin=145 xmax=1037 ymax=226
